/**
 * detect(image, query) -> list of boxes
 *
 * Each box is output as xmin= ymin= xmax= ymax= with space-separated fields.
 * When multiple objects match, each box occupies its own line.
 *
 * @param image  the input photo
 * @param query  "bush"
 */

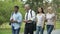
xmin=0 ymin=1 xmax=25 ymax=25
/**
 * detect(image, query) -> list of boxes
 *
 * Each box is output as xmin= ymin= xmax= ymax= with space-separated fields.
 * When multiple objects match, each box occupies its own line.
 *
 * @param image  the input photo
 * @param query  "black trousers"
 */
xmin=24 ymin=23 xmax=34 ymax=34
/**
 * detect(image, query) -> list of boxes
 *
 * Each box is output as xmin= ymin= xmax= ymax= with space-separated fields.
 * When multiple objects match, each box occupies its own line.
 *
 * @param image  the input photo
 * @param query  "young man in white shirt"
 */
xmin=24 ymin=4 xmax=36 ymax=34
xmin=10 ymin=6 xmax=22 ymax=34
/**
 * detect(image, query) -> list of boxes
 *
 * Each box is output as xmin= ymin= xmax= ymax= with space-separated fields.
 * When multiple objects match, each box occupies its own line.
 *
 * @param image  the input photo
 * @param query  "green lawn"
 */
xmin=0 ymin=21 xmax=60 ymax=34
xmin=0 ymin=23 xmax=25 ymax=34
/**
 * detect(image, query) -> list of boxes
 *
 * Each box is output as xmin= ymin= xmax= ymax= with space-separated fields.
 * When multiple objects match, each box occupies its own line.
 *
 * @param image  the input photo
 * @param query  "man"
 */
xmin=24 ymin=4 xmax=36 ymax=34
xmin=10 ymin=6 xmax=22 ymax=34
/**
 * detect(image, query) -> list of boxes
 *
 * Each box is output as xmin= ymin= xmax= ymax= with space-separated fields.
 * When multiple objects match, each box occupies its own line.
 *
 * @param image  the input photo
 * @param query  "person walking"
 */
xmin=46 ymin=7 xmax=56 ymax=34
xmin=36 ymin=7 xmax=45 ymax=34
xmin=24 ymin=4 xmax=36 ymax=34
xmin=10 ymin=6 xmax=22 ymax=34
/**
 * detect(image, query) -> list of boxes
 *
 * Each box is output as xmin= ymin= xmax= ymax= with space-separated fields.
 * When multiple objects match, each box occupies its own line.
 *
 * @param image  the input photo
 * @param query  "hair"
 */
xmin=24 ymin=4 xmax=31 ymax=8
xmin=25 ymin=4 xmax=30 ymax=7
xmin=14 ymin=6 xmax=19 ymax=9
xmin=37 ymin=7 xmax=44 ymax=14
xmin=47 ymin=6 xmax=52 ymax=10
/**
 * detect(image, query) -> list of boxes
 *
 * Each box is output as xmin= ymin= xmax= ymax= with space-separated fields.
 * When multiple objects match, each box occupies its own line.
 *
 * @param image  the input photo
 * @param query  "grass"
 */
xmin=0 ymin=23 xmax=25 ymax=34
xmin=56 ymin=21 xmax=60 ymax=29
xmin=0 ymin=21 xmax=60 ymax=34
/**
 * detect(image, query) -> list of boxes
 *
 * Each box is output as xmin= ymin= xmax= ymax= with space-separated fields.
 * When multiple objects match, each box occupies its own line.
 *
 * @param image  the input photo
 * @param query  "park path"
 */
xmin=20 ymin=29 xmax=60 ymax=34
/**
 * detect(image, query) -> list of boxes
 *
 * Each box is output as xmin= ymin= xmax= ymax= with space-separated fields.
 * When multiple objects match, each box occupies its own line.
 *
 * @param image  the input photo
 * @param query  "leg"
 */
xmin=24 ymin=24 xmax=29 ymax=34
xmin=36 ymin=26 xmax=40 ymax=34
xmin=40 ymin=27 xmax=44 ymax=34
xmin=47 ymin=25 xmax=54 ymax=34
xmin=12 ymin=26 xmax=15 ymax=34
xmin=29 ymin=30 xmax=33 ymax=34
xmin=47 ymin=25 xmax=51 ymax=34
xmin=48 ymin=25 xmax=54 ymax=34
xmin=28 ymin=23 xmax=33 ymax=34
xmin=15 ymin=28 xmax=20 ymax=34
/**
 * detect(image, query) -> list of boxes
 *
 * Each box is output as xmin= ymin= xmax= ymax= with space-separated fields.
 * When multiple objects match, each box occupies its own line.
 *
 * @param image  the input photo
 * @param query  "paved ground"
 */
xmin=20 ymin=29 xmax=60 ymax=34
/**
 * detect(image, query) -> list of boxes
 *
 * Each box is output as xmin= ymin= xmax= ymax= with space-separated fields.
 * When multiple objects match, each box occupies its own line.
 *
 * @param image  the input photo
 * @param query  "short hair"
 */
xmin=14 ymin=6 xmax=19 ymax=9
xmin=24 ymin=4 xmax=30 ymax=7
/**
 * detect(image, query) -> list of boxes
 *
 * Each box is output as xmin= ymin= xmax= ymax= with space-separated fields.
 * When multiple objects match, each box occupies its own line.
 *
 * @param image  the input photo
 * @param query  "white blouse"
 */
xmin=46 ymin=13 xmax=55 ymax=25
xmin=36 ymin=14 xmax=45 ymax=26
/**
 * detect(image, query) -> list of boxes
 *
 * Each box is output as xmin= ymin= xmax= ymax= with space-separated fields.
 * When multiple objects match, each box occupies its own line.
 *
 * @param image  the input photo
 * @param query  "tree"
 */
xmin=0 ymin=1 xmax=25 ymax=25
xmin=25 ymin=0 xmax=43 ymax=13
xmin=25 ymin=0 xmax=60 ymax=20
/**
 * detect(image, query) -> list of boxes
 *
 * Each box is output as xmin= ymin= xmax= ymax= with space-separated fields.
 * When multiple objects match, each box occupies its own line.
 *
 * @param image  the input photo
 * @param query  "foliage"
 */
xmin=0 ymin=1 xmax=25 ymax=25
xmin=25 ymin=0 xmax=43 ymax=12
xmin=0 ymin=0 xmax=60 ymax=25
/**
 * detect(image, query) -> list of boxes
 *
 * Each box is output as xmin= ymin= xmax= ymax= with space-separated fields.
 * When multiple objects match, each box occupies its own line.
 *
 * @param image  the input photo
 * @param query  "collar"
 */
xmin=26 ymin=9 xmax=31 ymax=13
xmin=28 ymin=9 xmax=31 ymax=12
xmin=14 ymin=12 xmax=19 ymax=14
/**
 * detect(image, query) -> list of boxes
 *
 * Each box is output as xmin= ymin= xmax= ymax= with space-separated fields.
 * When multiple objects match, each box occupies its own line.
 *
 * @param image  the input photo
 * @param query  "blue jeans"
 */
xmin=12 ymin=26 xmax=20 ymax=34
xmin=36 ymin=26 xmax=44 ymax=34
xmin=47 ymin=25 xmax=54 ymax=34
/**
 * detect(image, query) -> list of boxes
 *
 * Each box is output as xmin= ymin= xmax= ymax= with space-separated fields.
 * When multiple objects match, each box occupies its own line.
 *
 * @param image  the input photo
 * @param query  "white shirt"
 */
xmin=25 ymin=9 xmax=36 ymax=23
xmin=10 ymin=12 xmax=22 ymax=29
xmin=46 ymin=13 xmax=55 ymax=25
xmin=36 ymin=14 xmax=45 ymax=26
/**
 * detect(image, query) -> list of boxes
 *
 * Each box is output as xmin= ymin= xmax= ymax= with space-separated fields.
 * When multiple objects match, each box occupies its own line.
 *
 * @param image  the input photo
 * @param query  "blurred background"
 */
xmin=0 ymin=0 xmax=60 ymax=34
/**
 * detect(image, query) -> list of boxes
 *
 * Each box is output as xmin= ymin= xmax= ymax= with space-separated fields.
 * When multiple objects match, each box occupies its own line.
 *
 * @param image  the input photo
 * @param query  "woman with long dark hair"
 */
xmin=36 ymin=7 xmax=45 ymax=34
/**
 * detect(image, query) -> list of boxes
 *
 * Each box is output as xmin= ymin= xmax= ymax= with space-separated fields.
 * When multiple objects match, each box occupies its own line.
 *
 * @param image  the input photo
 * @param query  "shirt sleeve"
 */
xmin=17 ymin=13 xmax=22 ymax=23
xmin=30 ymin=10 xmax=36 ymax=21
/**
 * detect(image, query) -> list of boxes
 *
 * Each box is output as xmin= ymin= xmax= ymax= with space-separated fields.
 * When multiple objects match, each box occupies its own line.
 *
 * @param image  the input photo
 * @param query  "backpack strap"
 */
xmin=30 ymin=10 xmax=32 ymax=18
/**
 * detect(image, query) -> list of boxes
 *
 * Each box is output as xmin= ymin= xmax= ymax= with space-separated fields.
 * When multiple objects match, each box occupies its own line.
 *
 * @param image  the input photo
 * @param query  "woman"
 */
xmin=46 ymin=7 xmax=56 ymax=34
xmin=36 ymin=7 xmax=45 ymax=34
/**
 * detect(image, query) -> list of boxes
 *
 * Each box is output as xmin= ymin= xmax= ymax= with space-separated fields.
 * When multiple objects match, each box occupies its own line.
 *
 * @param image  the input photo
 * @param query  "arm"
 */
xmin=53 ymin=15 xmax=56 ymax=30
xmin=10 ymin=13 xmax=13 ymax=21
xmin=17 ymin=13 xmax=22 ymax=24
xmin=36 ymin=14 xmax=38 ymax=23
xmin=14 ymin=13 xmax=22 ymax=24
xmin=42 ymin=15 xmax=45 ymax=28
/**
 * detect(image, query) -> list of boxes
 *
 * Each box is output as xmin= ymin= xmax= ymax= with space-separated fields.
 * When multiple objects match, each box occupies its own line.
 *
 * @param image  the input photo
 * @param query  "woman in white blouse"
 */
xmin=36 ymin=7 xmax=45 ymax=34
xmin=46 ymin=7 xmax=56 ymax=34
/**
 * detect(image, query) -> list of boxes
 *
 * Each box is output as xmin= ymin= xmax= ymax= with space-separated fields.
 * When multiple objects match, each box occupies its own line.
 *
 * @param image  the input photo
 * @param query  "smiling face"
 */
xmin=38 ymin=7 xmax=42 ymax=13
xmin=47 ymin=7 xmax=52 ymax=13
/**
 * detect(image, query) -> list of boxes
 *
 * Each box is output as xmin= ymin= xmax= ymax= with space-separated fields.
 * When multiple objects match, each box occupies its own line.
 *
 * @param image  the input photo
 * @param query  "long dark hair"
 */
xmin=37 ymin=7 xmax=44 ymax=14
